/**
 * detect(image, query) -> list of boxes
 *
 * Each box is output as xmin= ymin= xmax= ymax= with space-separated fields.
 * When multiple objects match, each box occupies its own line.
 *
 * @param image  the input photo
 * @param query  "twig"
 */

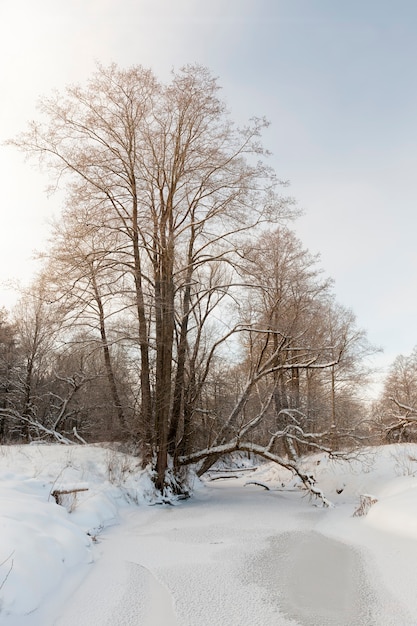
xmin=244 ymin=480 xmax=270 ymax=490
xmin=0 ymin=551 xmax=14 ymax=591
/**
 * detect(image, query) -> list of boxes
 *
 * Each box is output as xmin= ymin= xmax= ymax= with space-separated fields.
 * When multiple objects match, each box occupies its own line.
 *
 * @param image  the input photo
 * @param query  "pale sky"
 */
xmin=1 ymin=0 xmax=417 ymax=388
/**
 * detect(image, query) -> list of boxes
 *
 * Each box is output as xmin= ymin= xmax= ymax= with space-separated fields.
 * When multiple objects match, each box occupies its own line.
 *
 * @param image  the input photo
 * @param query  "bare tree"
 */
xmin=44 ymin=215 xmax=129 ymax=434
xmin=185 ymin=227 xmax=375 ymax=483
xmin=12 ymin=63 xmax=296 ymax=491
xmin=8 ymin=280 xmax=62 ymax=441
xmin=0 ymin=298 xmax=118 ymax=444
xmin=375 ymin=347 xmax=417 ymax=442
xmin=0 ymin=280 xmax=92 ymax=442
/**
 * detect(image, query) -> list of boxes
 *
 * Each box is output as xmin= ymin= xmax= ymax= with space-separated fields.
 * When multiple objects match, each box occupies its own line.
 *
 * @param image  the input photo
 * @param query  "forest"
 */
xmin=0 ymin=63 xmax=412 ymax=496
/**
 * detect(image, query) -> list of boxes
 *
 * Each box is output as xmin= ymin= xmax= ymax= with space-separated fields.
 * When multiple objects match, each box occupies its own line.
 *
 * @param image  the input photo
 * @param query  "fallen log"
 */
xmin=51 ymin=487 xmax=89 ymax=507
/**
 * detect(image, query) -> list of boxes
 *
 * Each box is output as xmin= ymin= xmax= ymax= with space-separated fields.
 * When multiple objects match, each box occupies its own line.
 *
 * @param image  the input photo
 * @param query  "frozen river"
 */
xmin=40 ymin=480 xmax=412 ymax=625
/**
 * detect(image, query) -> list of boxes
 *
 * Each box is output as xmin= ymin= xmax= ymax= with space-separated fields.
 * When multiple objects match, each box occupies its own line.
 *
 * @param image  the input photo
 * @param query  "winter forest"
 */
xmin=4 ymin=60 xmax=417 ymax=625
xmin=0 ymin=64 xmax=414 ymax=497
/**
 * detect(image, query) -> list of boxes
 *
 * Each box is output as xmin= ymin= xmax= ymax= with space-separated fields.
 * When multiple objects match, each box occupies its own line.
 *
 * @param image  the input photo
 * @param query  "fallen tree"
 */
xmin=179 ymin=438 xmax=334 ymax=506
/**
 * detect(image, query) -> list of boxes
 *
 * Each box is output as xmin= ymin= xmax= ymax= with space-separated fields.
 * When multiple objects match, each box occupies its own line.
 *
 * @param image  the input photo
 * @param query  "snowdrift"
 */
xmin=1 ymin=442 xmax=417 ymax=622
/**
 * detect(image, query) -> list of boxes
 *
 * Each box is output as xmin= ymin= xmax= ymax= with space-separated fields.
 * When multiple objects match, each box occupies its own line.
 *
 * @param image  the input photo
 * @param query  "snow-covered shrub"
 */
xmin=391 ymin=444 xmax=417 ymax=477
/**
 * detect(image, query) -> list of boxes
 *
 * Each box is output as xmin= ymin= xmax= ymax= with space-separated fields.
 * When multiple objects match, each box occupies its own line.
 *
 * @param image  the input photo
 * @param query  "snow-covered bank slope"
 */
xmin=0 ymin=444 xmax=155 ymax=622
xmin=2 ymin=443 xmax=417 ymax=624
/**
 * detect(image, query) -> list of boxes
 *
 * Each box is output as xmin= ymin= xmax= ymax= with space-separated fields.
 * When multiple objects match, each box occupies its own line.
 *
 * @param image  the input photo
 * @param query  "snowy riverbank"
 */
xmin=1 ymin=443 xmax=417 ymax=624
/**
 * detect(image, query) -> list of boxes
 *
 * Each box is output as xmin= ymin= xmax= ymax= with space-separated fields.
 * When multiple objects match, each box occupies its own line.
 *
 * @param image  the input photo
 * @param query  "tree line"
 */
xmin=1 ymin=64 xmax=381 ymax=495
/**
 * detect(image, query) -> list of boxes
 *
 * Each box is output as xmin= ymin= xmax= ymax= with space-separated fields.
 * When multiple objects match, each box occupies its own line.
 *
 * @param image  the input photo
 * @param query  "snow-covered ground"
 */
xmin=1 ymin=443 xmax=417 ymax=625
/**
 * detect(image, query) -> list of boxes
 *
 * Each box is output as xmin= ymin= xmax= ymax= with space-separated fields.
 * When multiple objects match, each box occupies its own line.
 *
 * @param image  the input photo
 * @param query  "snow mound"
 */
xmin=0 ymin=444 xmax=154 ymax=620
xmin=2 ymin=442 xmax=417 ymax=622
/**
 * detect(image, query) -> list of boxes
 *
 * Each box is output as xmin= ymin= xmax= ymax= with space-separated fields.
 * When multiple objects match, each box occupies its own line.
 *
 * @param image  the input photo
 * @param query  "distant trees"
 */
xmin=375 ymin=347 xmax=417 ymax=442
xmin=0 ymin=277 xmax=128 ymax=444
xmin=0 ymin=308 xmax=19 ymax=440
xmin=236 ymin=229 xmax=373 ymax=447
xmin=45 ymin=212 xmax=130 ymax=434
xmin=8 ymin=63 xmax=375 ymax=495
xmin=182 ymin=227 xmax=374 ymax=479
xmin=0 ymin=282 xmax=87 ymax=443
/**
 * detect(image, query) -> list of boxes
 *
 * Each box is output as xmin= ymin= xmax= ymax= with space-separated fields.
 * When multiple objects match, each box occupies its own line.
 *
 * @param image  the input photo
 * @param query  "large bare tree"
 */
xmin=12 ymin=63 xmax=296 ymax=491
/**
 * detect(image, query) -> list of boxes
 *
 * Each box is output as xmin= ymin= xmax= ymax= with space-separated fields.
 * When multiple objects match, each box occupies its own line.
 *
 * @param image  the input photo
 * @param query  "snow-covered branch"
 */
xmin=0 ymin=408 xmax=76 ymax=445
xmin=389 ymin=397 xmax=417 ymax=420
xmin=178 ymin=439 xmax=333 ymax=506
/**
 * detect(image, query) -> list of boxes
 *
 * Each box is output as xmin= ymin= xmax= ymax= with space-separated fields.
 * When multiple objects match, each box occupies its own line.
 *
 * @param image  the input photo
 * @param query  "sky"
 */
xmin=1 ymin=0 xmax=417 ymax=389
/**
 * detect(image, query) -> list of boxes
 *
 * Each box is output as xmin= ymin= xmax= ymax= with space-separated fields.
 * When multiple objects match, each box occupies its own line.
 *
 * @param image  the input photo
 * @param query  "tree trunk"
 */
xmin=154 ymin=216 xmax=175 ymax=491
xmin=168 ymin=275 xmax=193 ymax=456
xmin=132 ymin=206 xmax=153 ymax=455
xmin=91 ymin=271 xmax=126 ymax=430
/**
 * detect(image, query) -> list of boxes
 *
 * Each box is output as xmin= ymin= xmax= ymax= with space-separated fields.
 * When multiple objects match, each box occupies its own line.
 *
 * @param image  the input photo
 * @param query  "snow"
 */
xmin=1 ymin=443 xmax=417 ymax=624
